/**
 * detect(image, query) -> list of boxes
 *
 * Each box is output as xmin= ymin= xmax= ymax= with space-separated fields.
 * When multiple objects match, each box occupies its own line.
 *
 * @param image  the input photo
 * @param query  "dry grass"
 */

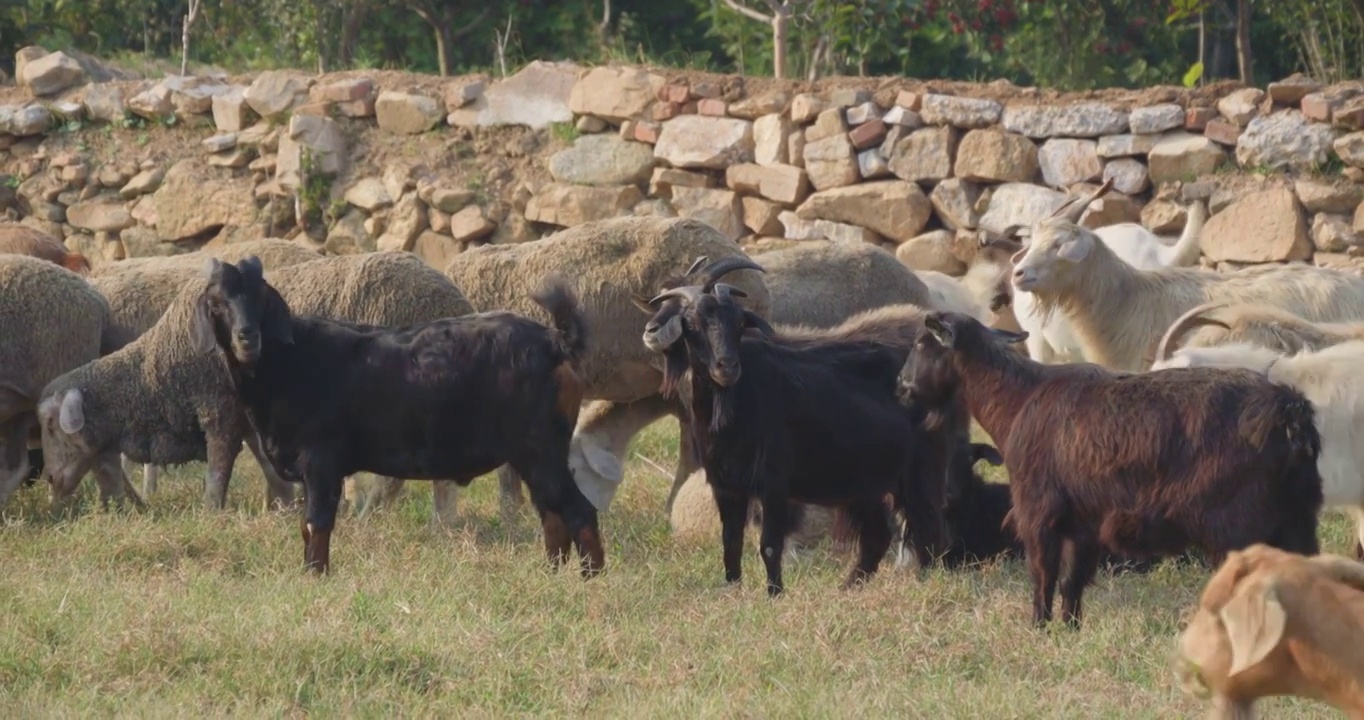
xmin=0 ymin=422 xmax=1347 ymax=718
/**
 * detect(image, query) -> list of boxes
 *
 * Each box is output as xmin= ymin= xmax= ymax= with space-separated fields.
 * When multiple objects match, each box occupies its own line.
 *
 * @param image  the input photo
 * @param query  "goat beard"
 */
xmin=709 ymin=385 xmax=737 ymax=434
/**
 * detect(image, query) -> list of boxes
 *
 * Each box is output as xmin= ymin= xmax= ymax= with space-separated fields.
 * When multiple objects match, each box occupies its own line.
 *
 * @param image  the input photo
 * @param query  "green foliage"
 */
xmin=0 ymin=0 xmax=1347 ymax=92
xmin=549 ymin=121 xmax=580 ymax=144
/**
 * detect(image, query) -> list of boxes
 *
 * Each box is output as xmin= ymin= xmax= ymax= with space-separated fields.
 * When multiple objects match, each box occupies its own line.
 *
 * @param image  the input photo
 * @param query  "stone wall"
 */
xmin=3 ymin=45 xmax=1364 ymax=276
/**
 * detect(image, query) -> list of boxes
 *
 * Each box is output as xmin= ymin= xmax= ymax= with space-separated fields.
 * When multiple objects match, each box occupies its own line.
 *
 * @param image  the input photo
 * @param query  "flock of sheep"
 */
xmin=4 ymin=173 xmax=1364 ymax=715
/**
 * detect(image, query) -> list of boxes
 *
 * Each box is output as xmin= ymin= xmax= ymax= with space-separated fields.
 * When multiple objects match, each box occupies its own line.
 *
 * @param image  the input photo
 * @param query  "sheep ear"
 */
xmin=578 ymin=438 xmax=624 ymax=485
xmin=191 ymin=292 xmax=218 ymax=355
xmin=1056 ymin=232 xmax=1092 ymax=262
xmin=972 ymin=443 xmax=1003 ymax=466
xmin=58 ymin=389 xmax=85 ymax=435
xmin=1220 ymin=580 xmax=1286 ymax=677
xmin=630 ymin=294 xmax=656 ymax=315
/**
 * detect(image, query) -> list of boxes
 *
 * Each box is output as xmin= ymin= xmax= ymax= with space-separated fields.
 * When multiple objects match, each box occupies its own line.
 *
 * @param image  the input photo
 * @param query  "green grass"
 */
xmin=0 ymin=422 xmax=1347 ymax=717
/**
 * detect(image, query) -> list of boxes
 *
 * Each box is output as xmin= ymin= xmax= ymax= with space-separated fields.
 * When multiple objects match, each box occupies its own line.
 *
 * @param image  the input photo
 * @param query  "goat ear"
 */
xmin=261 ymin=291 xmax=294 ymax=345
xmin=924 ymin=314 xmax=954 ymax=347
xmin=191 ymin=292 xmax=219 ymax=355
xmin=1056 ymin=232 xmax=1092 ymax=262
xmin=58 ymin=389 xmax=86 ymax=435
xmin=972 ymin=443 xmax=1003 ymax=466
xmin=630 ymin=294 xmax=656 ymax=315
xmin=1220 ymin=580 xmax=1286 ymax=677
xmin=741 ymin=310 xmax=776 ymax=336
xmin=577 ymin=438 xmax=625 ymax=485
xmin=990 ymin=328 xmax=1029 ymax=345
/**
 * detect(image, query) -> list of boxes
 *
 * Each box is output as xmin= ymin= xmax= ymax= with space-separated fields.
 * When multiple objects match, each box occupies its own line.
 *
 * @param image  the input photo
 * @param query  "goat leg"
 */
xmin=92 ymin=453 xmax=145 ymax=511
xmin=430 ymin=481 xmax=459 ymax=529
xmin=842 ymin=498 xmax=893 ymax=589
xmin=714 ymin=488 xmax=749 ymax=585
xmin=497 ymin=465 xmax=527 ymax=519
xmin=1058 ymin=535 xmax=1100 ymax=629
xmin=301 ymin=476 xmax=340 ymax=574
xmin=1024 ymin=528 xmax=1062 ymax=628
xmin=756 ymin=492 xmax=789 ymax=597
xmin=245 ymin=432 xmax=295 ymax=510
xmin=664 ymin=420 xmax=700 ymax=515
xmin=539 ymin=511 xmax=572 ymax=568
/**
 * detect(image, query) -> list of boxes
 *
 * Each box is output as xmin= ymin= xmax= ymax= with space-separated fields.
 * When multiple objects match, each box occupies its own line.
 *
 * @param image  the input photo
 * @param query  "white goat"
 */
xmin=1152 ymin=340 xmax=1364 ymax=559
xmin=1009 ymin=194 xmax=1208 ymax=363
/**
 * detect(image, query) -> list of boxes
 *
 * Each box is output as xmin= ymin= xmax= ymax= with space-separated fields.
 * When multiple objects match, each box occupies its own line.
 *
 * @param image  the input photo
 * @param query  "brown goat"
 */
xmin=900 ymin=311 xmax=1325 ymax=629
xmin=1177 ymin=544 xmax=1364 ymax=718
xmin=0 ymin=224 xmax=91 ymax=274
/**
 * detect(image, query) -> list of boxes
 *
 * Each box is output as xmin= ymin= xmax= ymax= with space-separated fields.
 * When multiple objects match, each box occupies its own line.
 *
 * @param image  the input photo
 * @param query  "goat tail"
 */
xmin=531 ymin=273 xmax=589 ymax=364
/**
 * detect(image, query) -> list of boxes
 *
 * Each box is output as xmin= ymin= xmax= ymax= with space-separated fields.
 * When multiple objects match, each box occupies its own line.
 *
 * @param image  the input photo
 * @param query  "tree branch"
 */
xmin=721 ymin=0 xmax=773 ymax=24
xmin=451 ymin=6 xmax=492 ymax=39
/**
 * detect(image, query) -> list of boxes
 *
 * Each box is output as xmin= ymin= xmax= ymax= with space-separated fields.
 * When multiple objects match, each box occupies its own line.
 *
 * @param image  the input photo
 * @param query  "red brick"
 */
xmin=697 ymin=98 xmax=727 ymax=117
xmin=652 ymin=102 xmax=680 ymax=121
xmin=1203 ymin=118 xmax=1241 ymax=146
xmin=664 ymin=84 xmax=690 ymax=104
xmin=1184 ymin=106 xmax=1216 ymax=130
xmin=895 ymin=90 xmax=922 ymax=112
xmin=848 ymin=118 xmax=888 ymax=150
xmin=634 ymin=121 xmax=661 ymax=144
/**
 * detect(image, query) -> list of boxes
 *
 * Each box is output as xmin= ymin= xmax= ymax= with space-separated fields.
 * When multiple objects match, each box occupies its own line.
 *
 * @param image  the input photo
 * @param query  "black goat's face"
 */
xmin=192 ymin=255 xmax=294 ymax=367
xmin=901 ymin=311 xmax=1028 ymax=406
xmin=686 ymin=288 xmax=749 ymax=388
xmin=634 ymin=255 xmax=766 ymax=354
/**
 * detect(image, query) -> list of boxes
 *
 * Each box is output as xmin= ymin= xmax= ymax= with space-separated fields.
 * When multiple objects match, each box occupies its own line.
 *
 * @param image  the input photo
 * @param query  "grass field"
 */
xmin=0 ymin=422 xmax=1347 ymax=718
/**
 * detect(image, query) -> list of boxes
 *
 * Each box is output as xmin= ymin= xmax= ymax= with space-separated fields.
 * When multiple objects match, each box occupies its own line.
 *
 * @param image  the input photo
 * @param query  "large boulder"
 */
xmin=18 ymin=51 xmax=85 ymax=96
xmin=523 ymin=183 xmax=643 ymax=227
xmin=1199 ymin=187 xmax=1310 ymax=263
xmin=151 ymin=159 xmax=260 ymax=241
xmin=953 ymin=129 xmax=1038 ymax=183
xmin=1148 ymin=132 xmax=1226 ymax=185
xmin=654 ymin=116 xmax=754 ymax=170
xmin=1002 ymin=103 xmax=1129 ymax=138
xmin=794 ymin=181 xmax=932 ymax=244
xmin=548 ymin=134 xmax=655 ymax=186
xmin=978 ymin=182 xmax=1068 ymax=234
xmin=1235 ymin=110 xmax=1339 ymax=172
xmin=567 ymin=66 xmax=664 ymax=123
xmin=447 ymin=61 xmax=578 ymax=128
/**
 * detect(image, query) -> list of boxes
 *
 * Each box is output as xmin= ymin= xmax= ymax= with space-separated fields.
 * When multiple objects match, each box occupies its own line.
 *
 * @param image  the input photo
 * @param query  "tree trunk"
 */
xmin=1234 ymin=0 xmax=1254 ymax=85
xmin=771 ymin=11 xmax=788 ymax=79
xmin=434 ymin=23 xmax=452 ymax=77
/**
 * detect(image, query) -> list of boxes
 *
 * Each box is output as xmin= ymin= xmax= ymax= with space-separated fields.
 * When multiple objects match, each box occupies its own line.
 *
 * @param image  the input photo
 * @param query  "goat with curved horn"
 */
xmin=696 ymin=256 xmax=765 ymax=292
xmin=648 ymin=286 xmax=704 ymax=307
xmin=1052 ymin=178 xmax=1115 ymax=224
xmin=1154 ymin=303 xmax=1233 ymax=363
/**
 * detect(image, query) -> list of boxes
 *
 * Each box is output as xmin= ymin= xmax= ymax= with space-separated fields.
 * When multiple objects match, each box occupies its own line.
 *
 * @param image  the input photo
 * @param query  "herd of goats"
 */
xmin=7 ymin=176 xmax=1364 ymax=715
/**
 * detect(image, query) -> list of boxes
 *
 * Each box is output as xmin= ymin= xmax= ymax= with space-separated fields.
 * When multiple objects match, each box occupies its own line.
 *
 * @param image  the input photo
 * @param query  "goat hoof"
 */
xmin=766 ymin=584 xmax=784 ymax=598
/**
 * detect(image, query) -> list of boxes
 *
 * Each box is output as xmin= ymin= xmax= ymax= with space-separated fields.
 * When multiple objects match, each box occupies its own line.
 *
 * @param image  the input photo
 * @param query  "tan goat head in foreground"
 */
xmin=1175 ymin=544 xmax=1364 ymax=719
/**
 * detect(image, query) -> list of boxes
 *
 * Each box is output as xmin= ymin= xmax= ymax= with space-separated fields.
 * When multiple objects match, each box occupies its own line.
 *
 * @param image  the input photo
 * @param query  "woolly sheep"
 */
xmin=669 ymin=469 xmax=834 ymax=552
xmin=87 ymin=239 xmax=322 ymax=278
xmin=916 ymin=270 xmax=997 ymax=325
xmin=0 ymin=255 xmax=137 ymax=510
xmin=1155 ymin=302 xmax=1364 ymax=359
xmin=1152 ymin=337 xmax=1364 ymax=560
xmin=1176 ymin=544 xmax=1364 ymax=717
xmin=443 ymin=216 xmax=770 ymax=516
xmin=0 ymin=223 xmax=90 ymax=274
xmin=40 ymin=253 xmax=474 ymax=524
xmin=1009 ymin=212 xmax=1364 ymax=372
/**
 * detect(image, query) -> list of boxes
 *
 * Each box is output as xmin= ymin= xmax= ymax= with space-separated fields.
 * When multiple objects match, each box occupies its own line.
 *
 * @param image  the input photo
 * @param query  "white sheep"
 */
xmin=1009 ymin=204 xmax=1364 ymax=372
xmin=1152 ymin=338 xmax=1364 ymax=558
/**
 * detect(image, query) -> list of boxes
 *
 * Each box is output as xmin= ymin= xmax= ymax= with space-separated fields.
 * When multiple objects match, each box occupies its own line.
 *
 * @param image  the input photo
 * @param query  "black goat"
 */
xmin=901 ymin=311 xmax=1324 ymax=629
xmin=637 ymin=263 xmax=974 ymax=568
xmin=191 ymin=256 xmax=602 ymax=576
xmin=646 ymin=282 xmax=947 ymax=595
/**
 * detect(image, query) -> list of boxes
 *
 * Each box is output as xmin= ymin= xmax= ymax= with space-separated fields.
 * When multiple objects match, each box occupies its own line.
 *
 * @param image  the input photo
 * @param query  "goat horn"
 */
xmin=1053 ymin=178 xmax=1115 ymax=224
xmin=712 ymin=283 xmax=748 ymax=299
xmin=647 ymin=285 xmax=703 ymax=307
xmin=1305 ymin=554 xmax=1364 ymax=593
xmin=697 ymin=256 xmax=765 ymax=292
xmin=683 ymin=256 xmax=709 ymax=277
xmin=1155 ymin=303 xmax=1233 ymax=363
